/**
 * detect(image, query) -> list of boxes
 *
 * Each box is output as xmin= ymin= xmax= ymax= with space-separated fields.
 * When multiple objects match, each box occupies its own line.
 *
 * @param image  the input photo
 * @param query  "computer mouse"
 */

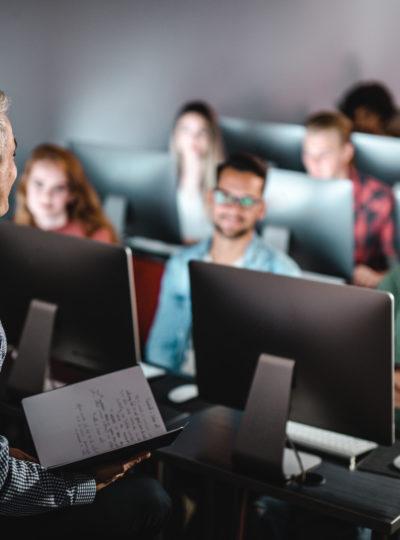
xmin=167 ymin=384 xmax=199 ymax=404
xmin=392 ymin=455 xmax=400 ymax=470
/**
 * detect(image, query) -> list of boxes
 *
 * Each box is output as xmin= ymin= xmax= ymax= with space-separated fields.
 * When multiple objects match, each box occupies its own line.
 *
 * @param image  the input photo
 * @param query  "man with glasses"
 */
xmin=146 ymin=153 xmax=300 ymax=374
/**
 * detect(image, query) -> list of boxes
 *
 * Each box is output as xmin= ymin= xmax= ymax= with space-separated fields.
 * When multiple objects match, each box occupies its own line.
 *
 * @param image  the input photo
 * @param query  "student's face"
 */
xmin=210 ymin=167 xmax=266 ymax=239
xmin=353 ymin=106 xmax=384 ymax=135
xmin=25 ymin=160 xmax=72 ymax=222
xmin=302 ymin=129 xmax=353 ymax=179
xmin=174 ymin=112 xmax=212 ymax=158
xmin=0 ymin=115 xmax=17 ymax=217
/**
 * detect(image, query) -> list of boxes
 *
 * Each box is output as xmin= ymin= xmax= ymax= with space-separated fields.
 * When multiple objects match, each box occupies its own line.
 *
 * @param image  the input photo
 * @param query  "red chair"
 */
xmin=132 ymin=254 xmax=166 ymax=352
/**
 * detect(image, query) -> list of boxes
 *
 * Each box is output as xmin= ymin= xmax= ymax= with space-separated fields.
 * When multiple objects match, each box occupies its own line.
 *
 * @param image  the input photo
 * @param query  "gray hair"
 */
xmin=0 ymin=90 xmax=10 ymax=161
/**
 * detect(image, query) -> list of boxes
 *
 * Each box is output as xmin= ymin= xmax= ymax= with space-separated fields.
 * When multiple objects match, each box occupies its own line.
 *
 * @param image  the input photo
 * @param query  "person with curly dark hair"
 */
xmin=338 ymin=81 xmax=399 ymax=136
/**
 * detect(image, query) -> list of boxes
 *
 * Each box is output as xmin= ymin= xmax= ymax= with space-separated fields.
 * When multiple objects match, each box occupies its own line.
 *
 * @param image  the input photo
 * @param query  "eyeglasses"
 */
xmin=213 ymin=188 xmax=262 ymax=208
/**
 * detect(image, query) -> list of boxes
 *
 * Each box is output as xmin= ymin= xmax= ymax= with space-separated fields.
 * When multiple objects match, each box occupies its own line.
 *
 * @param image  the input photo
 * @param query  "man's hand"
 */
xmin=94 ymin=452 xmax=151 ymax=491
xmin=352 ymin=265 xmax=386 ymax=288
xmin=9 ymin=447 xmax=38 ymax=462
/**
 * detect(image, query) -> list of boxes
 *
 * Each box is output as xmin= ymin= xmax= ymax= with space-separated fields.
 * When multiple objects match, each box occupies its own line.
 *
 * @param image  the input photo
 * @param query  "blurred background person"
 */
xmin=302 ymin=111 xmax=397 ymax=287
xmin=338 ymin=81 xmax=400 ymax=136
xmin=14 ymin=144 xmax=117 ymax=243
xmin=146 ymin=153 xmax=300 ymax=374
xmin=170 ymin=100 xmax=225 ymax=244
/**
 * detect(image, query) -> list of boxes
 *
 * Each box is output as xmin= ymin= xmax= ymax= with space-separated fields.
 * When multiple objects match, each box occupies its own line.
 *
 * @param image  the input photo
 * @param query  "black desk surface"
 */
xmin=2 ymin=368 xmax=400 ymax=537
xmin=158 ymin=405 xmax=400 ymax=538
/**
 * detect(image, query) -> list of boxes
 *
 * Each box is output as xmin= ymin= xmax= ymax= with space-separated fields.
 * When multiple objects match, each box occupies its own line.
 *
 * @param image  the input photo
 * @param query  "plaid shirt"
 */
xmin=350 ymin=167 xmax=397 ymax=271
xmin=0 ymin=321 xmax=96 ymax=516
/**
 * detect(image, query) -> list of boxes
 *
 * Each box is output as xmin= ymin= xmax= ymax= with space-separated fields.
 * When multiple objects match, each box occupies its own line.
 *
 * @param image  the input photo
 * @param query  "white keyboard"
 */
xmin=286 ymin=421 xmax=377 ymax=466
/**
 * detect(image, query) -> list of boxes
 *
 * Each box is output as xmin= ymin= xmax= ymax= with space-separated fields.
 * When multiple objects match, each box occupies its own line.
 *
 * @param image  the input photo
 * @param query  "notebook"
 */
xmin=22 ymin=365 xmax=184 ymax=472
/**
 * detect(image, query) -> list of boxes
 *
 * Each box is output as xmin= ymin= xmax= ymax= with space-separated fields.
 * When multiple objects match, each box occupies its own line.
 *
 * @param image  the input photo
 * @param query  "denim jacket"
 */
xmin=145 ymin=235 xmax=301 ymax=373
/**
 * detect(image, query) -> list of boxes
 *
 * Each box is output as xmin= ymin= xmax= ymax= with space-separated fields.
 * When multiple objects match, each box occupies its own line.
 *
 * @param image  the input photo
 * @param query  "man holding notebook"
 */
xmin=0 ymin=90 xmax=170 ymax=538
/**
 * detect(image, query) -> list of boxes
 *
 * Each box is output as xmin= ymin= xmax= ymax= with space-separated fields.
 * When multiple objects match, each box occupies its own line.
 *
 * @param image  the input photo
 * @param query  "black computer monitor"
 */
xmin=0 ymin=222 xmax=140 ymax=376
xmin=190 ymin=261 xmax=394 ymax=446
xmin=70 ymin=142 xmax=181 ymax=244
xmin=352 ymin=131 xmax=400 ymax=186
xmin=262 ymin=168 xmax=354 ymax=280
xmin=220 ymin=116 xmax=305 ymax=171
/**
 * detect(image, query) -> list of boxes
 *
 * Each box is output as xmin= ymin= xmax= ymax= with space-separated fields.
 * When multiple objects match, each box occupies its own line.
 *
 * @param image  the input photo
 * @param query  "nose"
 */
xmin=223 ymin=200 xmax=243 ymax=214
xmin=40 ymin=189 xmax=53 ymax=203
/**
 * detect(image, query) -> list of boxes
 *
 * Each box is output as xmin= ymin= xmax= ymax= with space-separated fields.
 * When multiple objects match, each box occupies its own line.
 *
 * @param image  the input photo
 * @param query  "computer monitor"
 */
xmin=262 ymin=168 xmax=354 ymax=280
xmin=190 ymin=261 xmax=394 ymax=446
xmin=0 ymin=222 xmax=140 ymax=377
xmin=220 ymin=116 xmax=305 ymax=171
xmin=69 ymin=142 xmax=181 ymax=244
xmin=352 ymin=131 xmax=400 ymax=186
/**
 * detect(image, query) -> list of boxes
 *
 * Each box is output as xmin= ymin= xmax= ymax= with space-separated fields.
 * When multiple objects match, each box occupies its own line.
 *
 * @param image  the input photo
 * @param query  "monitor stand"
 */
xmin=7 ymin=299 xmax=57 ymax=396
xmin=233 ymin=354 xmax=323 ymax=485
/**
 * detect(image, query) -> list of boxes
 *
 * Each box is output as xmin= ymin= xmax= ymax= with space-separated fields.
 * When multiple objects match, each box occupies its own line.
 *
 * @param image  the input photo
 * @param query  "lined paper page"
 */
xmin=23 ymin=366 xmax=166 ymax=468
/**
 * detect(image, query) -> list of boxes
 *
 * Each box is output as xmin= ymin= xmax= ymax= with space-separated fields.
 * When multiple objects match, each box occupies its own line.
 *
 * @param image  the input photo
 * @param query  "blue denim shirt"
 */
xmin=145 ymin=235 xmax=301 ymax=373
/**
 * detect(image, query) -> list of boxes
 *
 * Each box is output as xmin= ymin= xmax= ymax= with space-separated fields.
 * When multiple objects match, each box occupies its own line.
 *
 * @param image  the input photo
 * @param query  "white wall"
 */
xmin=2 ymin=0 xmax=400 ymax=167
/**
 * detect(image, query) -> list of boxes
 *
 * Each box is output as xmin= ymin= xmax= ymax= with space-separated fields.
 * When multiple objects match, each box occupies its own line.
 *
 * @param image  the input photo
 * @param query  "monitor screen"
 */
xmin=70 ymin=142 xmax=181 ymax=244
xmin=220 ymin=116 xmax=305 ymax=171
xmin=262 ymin=168 xmax=354 ymax=280
xmin=221 ymin=117 xmax=400 ymax=187
xmin=0 ymin=222 xmax=140 ymax=374
xmin=352 ymin=131 xmax=400 ymax=186
xmin=190 ymin=261 xmax=394 ymax=446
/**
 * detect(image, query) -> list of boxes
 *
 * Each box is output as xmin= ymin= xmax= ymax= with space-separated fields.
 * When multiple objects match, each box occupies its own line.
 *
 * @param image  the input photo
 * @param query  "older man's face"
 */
xmin=0 ymin=115 xmax=17 ymax=216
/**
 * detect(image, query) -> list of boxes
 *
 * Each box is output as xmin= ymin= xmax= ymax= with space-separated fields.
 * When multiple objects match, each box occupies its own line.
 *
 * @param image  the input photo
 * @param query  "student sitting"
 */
xmin=302 ymin=111 xmax=397 ymax=288
xmin=338 ymin=81 xmax=400 ymax=137
xmin=170 ymin=100 xmax=225 ymax=244
xmin=14 ymin=144 xmax=117 ymax=243
xmin=146 ymin=153 xmax=300 ymax=374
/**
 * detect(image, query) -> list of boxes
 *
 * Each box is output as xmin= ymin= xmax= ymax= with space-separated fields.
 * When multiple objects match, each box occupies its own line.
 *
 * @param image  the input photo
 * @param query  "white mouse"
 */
xmin=393 ymin=455 xmax=400 ymax=470
xmin=167 ymin=383 xmax=199 ymax=404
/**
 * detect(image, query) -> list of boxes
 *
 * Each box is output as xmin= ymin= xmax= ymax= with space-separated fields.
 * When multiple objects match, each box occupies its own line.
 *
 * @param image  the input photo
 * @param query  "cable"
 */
xmin=287 ymin=434 xmax=306 ymax=483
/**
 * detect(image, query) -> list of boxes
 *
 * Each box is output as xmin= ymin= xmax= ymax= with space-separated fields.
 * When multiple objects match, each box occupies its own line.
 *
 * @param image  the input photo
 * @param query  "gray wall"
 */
xmin=2 ymin=0 xmax=400 ymax=168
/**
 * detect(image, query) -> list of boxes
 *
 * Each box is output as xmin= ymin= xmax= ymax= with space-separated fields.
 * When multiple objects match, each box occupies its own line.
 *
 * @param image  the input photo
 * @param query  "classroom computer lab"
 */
xmin=2 ymin=1 xmax=400 ymax=539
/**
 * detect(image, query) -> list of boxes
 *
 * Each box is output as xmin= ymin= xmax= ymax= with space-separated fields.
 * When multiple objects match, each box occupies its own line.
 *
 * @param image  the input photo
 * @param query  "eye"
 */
xmin=239 ymin=196 xmax=256 ymax=208
xmin=54 ymin=185 xmax=68 ymax=194
xmin=214 ymin=190 xmax=229 ymax=205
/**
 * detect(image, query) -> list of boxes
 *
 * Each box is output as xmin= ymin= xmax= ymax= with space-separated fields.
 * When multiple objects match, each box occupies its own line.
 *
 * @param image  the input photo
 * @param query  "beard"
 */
xmin=214 ymin=221 xmax=252 ymax=240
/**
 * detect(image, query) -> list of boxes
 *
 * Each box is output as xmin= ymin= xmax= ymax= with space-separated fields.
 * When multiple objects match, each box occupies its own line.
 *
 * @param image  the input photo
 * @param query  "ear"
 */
xmin=257 ymin=200 xmax=267 ymax=221
xmin=205 ymin=188 xmax=214 ymax=212
xmin=343 ymin=142 xmax=354 ymax=164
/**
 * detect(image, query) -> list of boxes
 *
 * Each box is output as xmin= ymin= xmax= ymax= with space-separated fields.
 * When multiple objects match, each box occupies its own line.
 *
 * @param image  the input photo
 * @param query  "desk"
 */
xmin=2 ymin=369 xmax=399 ymax=538
xmin=158 ymin=405 xmax=400 ymax=540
